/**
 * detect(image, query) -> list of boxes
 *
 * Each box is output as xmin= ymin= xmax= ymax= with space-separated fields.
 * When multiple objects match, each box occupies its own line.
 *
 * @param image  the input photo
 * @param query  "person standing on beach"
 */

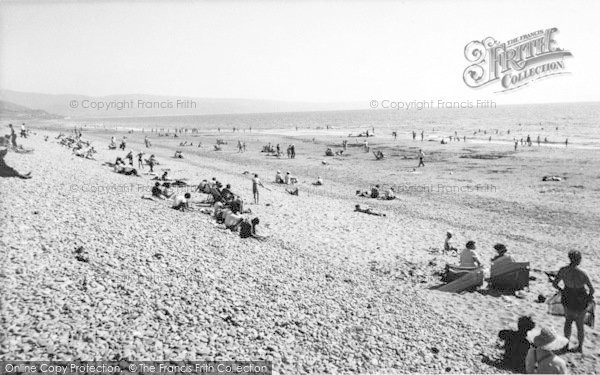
xmin=137 ymin=152 xmax=144 ymax=170
xmin=252 ymin=174 xmax=265 ymax=204
xmin=552 ymin=250 xmax=595 ymax=353
xmin=8 ymin=124 xmax=17 ymax=148
xmin=417 ymin=149 xmax=425 ymax=167
xmin=514 ymin=141 xmax=518 ymax=151
xmin=421 ymin=131 xmax=424 ymax=141
xmin=148 ymin=154 xmax=156 ymax=172
xmin=126 ymin=150 xmax=134 ymax=165
xmin=565 ymin=139 xmax=568 ymax=147
xmin=412 ymin=131 xmax=416 ymax=140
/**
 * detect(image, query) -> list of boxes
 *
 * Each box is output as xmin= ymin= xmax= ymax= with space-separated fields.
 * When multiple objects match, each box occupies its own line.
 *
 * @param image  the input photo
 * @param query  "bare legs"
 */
xmin=564 ymin=311 xmax=585 ymax=352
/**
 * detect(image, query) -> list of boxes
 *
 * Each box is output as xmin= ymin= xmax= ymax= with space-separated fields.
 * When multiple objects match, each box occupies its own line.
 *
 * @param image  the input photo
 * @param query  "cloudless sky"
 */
xmin=1 ymin=0 xmax=598 ymax=104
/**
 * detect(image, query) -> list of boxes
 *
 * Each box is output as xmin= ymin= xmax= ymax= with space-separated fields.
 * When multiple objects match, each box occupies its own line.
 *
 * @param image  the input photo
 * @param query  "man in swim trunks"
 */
xmin=552 ymin=250 xmax=595 ymax=353
xmin=252 ymin=174 xmax=264 ymax=204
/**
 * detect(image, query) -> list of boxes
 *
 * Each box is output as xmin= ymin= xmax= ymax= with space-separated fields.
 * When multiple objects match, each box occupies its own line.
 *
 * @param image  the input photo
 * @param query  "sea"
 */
xmin=71 ymin=102 xmax=599 ymax=147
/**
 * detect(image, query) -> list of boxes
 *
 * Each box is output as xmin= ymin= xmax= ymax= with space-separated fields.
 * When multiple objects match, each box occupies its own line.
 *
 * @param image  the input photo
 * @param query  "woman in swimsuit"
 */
xmin=552 ymin=250 xmax=595 ymax=353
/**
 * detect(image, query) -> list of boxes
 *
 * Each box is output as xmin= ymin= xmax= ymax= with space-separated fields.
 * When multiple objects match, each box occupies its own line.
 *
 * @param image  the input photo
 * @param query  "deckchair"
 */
xmin=438 ymin=267 xmax=484 ymax=293
xmin=489 ymin=262 xmax=530 ymax=291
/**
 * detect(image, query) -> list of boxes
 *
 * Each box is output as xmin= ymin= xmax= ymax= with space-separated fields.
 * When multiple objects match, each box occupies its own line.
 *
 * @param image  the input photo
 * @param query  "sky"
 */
xmin=0 ymin=0 xmax=599 ymax=105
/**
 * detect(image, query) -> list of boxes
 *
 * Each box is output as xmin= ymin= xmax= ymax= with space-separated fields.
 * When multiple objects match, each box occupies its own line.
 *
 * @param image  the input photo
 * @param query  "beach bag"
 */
xmin=547 ymin=292 xmax=595 ymax=328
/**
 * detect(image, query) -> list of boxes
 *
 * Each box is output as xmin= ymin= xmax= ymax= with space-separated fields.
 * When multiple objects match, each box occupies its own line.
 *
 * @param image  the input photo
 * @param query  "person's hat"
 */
xmin=286 ymin=171 xmax=290 ymax=174
xmin=527 ymin=327 xmax=568 ymax=351
xmin=277 ymin=170 xmax=281 ymax=173
xmin=466 ymin=240 xmax=476 ymax=249
xmin=494 ymin=243 xmax=507 ymax=254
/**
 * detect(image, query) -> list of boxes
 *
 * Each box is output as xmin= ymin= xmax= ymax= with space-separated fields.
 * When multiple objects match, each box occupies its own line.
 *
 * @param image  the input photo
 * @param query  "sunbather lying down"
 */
xmin=354 ymin=204 xmax=386 ymax=216
xmin=286 ymin=187 xmax=299 ymax=196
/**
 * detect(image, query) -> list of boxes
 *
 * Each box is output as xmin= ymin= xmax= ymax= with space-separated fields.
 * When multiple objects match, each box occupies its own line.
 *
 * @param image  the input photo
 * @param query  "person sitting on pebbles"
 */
xmin=370 ymin=184 xmax=380 ymax=199
xmin=142 ymin=182 xmax=166 ymax=201
xmin=525 ymin=326 xmax=568 ymax=374
xmin=275 ymin=170 xmax=284 ymax=184
xmin=354 ymin=204 xmax=386 ymax=217
xmin=220 ymin=184 xmax=235 ymax=202
xmin=444 ymin=231 xmax=457 ymax=253
xmin=172 ymin=192 xmax=191 ymax=211
xmin=240 ymin=217 xmax=266 ymax=240
xmin=459 ymin=240 xmax=482 ymax=268
xmin=162 ymin=182 xmax=174 ymax=199
xmin=196 ymin=179 xmax=211 ymax=194
xmin=152 ymin=182 xmax=165 ymax=199
xmin=313 ymin=176 xmax=323 ymax=186
xmin=114 ymin=158 xmax=138 ymax=176
xmin=223 ymin=208 xmax=244 ymax=231
xmin=498 ymin=316 xmax=536 ymax=373
xmin=382 ymin=187 xmax=395 ymax=200
xmin=491 ymin=243 xmax=515 ymax=269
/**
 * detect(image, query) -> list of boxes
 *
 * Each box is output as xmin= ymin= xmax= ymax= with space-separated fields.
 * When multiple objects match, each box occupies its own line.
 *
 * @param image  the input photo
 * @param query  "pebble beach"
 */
xmin=1 ymin=119 xmax=599 ymax=374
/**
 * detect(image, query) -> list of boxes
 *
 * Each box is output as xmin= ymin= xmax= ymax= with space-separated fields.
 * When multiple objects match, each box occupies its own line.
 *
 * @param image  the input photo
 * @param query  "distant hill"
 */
xmin=0 ymin=89 xmax=362 ymax=118
xmin=0 ymin=100 xmax=63 ymax=120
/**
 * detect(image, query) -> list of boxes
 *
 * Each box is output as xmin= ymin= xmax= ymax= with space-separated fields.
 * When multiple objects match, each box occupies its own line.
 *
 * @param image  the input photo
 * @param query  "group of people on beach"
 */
xmin=196 ymin=177 xmax=264 ymax=239
xmin=356 ymin=184 xmax=396 ymax=201
xmin=444 ymin=230 xmax=595 ymax=373
xmin=496 ymin=251 xmax=594 ymax=374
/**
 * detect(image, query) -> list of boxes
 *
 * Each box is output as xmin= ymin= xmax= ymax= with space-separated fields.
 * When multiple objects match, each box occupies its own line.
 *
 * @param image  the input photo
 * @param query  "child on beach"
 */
xmin=148 ymin=155 xmax=156 ymax=172
xmin=444 ymin=231 xmax=457 ymax=253
xmin=418 ymin=149 xmax=425 ymax=167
